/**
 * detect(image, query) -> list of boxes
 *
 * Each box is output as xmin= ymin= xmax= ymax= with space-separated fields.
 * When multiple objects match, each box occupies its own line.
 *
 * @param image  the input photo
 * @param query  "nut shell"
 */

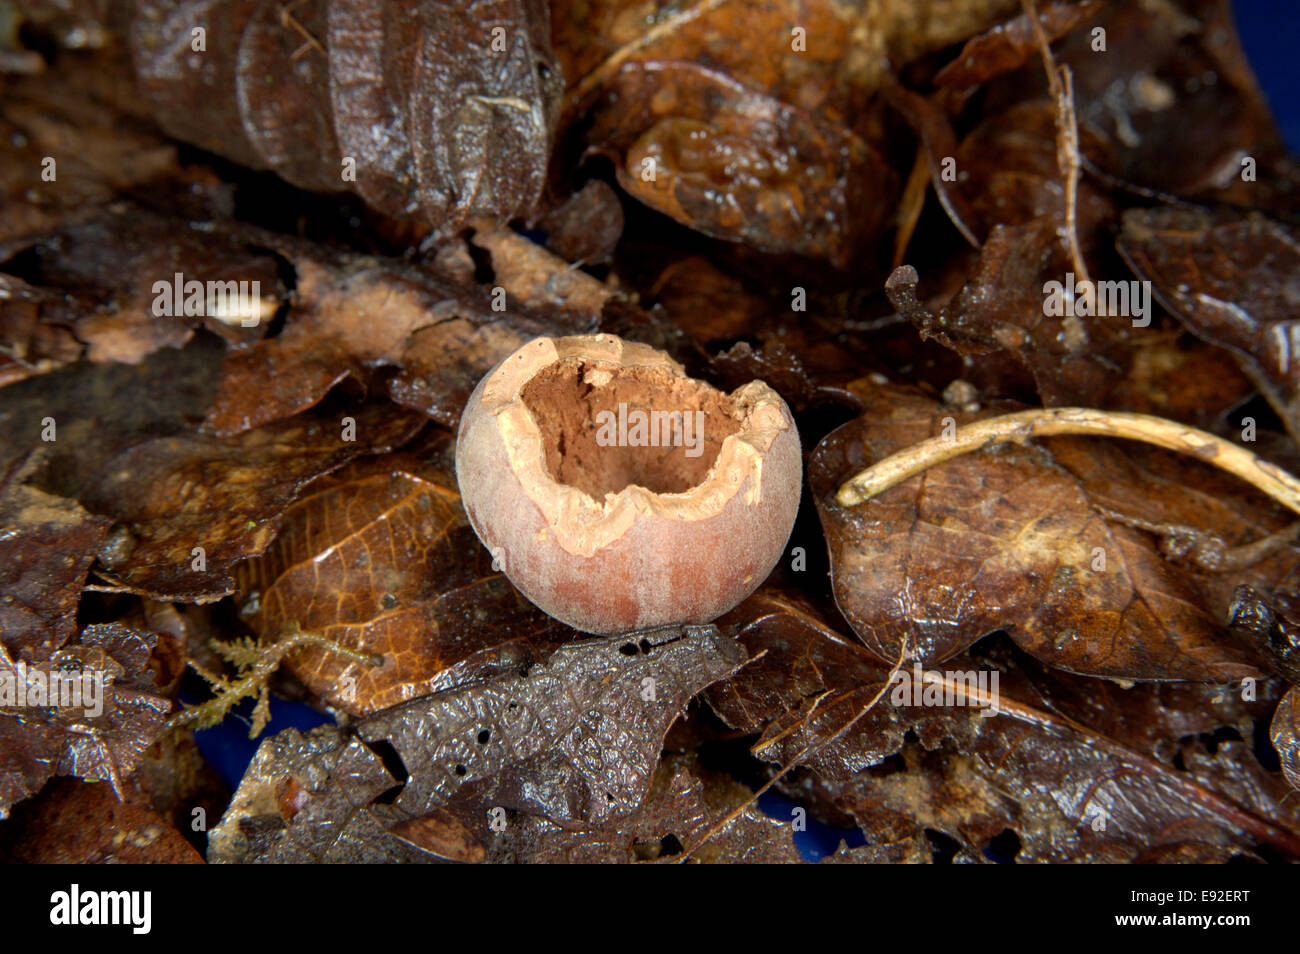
xmin=455 ymin=334 xmax=801 ymax=634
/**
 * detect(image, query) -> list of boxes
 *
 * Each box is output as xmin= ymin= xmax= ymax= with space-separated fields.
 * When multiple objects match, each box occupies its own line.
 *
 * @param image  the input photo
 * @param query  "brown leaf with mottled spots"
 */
xmin=235 ymin=431 xmax=570 ymax=716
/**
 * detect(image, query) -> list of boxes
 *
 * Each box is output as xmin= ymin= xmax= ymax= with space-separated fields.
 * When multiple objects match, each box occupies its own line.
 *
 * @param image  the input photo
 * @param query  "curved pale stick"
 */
xmin=835 ymin=407 xmax=1300 ymax=514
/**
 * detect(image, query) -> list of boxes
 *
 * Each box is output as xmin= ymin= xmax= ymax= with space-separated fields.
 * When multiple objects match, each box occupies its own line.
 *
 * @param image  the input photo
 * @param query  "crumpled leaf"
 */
xmin=127 ymin=0 xmax=562 ymax=230
xmin=2 ymin=205 xmax=282 ymax=364
xmin=0 ymin=275 xmax=86 ymax=387
xmin=207 ymin=725 xmax=441 ymax=863
xmin=236 ymin=432 xmax=569 ymax=715
xmin=808 ymin=381 xmax=1291 ymax=680
xmin=1228 ymin=584 xmax=1300 ymax=684
xmin=557 ymin=0 xmax=1023 ymax=125
xmin=1117 ymin=206 xmax=1300 ymax=444
xmin=357 ymin=624 xmax=746 ymax=825
xmin=209 ymin=626 xmax=748 ymax=862
xmin=886 ymin=225 xmax=1131 ymax=410
xmin=934 ymin=0 xmax=1104 ymax=90
xmin=707 ymin=592 xmax=1300 ymax=862
xmin=78 ymin=400 xmax=426 ymax=602
xmin=484 ymin=751 xmax=802 ymax=863
xmin=0 ymin=623 xmax=172 ymax=820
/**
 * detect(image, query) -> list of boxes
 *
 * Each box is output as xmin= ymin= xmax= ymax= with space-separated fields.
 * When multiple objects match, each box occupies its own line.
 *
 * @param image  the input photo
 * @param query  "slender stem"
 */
xmin=835 ymin=407 xmax=1300 ymax=514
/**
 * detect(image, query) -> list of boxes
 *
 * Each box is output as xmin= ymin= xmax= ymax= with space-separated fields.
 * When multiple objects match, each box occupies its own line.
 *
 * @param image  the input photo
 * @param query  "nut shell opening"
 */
xmin=520 ymin=359 xmax=742 ymax=498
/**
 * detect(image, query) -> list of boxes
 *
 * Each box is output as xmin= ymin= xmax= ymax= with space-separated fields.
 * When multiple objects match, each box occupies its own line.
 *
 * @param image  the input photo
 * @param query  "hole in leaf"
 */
xmin=366 ymin=738 xmax=409 ymax=804
xmin=925 ymin=828 xmax=961 ymax=864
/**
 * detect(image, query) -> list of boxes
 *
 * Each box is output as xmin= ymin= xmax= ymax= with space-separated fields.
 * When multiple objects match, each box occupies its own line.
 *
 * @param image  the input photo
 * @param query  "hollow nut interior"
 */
xmin=519 ymin=358 xmax=743 ymax=499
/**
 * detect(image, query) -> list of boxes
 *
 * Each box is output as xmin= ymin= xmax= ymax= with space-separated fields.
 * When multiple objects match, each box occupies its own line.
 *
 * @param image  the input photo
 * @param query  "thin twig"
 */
xmin=1095 ymin=506 xmax=1300 ymax=572
xmin=279 ymin=1 xmax=325 ymax=60
xmin=1023 ymin=0 xmax=1091 ymax=311
xmin=836 ymin=407 xmax=1300 ymax=515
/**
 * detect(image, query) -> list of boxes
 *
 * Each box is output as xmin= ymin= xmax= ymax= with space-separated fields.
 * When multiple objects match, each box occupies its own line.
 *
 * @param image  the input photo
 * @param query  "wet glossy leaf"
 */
xmin=127 ymin=0 xmax=562 ymax=230
xmin=0 ymin=624 xmax=172 ymax=820
xmin=357 ymin=624 xmax=745 ymax=825
xmin=708 ymin=594 xmax=1300 ymax=861
xmin=808 ymin=382 xmax=1291 ymax=680
xmin=0 ymin=453 xmax=110 ymax=661
xmin=1117 ymin=206 xmax=1300 ymax=444
xmin=236 ymin=433 xmax=569 ymax=715
xmin=209 ymin=626 xmax=747 ymax=861
xmin=79 ymin=401 xmax=425 ymax=601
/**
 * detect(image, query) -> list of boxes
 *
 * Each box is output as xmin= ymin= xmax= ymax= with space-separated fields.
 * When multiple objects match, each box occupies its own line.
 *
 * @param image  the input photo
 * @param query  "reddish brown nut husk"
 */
xmin=455 ymin=334 xmax=801 ymax=634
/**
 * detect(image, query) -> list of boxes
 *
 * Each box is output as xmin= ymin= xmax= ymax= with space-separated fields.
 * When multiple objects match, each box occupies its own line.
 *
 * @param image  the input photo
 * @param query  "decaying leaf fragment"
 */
xmin=209 ymin=626 xmax=747 ymax=862
xmin=357 ymin=624 xmax=745 ymax=825
xmin=204 ymin=246 xmax=596 ymax=435
xmin=0 ymin=624 xmax=172 ymax=820
xmin=587 ymin=60 xmax=894 ymax=266
xmin=0 ymin=453 xmax=111 ymax=661
xmin=707 ymin=593 xmax=1300 ymax=862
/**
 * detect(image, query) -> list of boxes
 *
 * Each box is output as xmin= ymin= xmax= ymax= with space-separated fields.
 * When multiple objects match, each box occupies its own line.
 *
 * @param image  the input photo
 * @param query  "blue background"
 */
xmin=1235 ymin=0 xmax=1300 ymax=152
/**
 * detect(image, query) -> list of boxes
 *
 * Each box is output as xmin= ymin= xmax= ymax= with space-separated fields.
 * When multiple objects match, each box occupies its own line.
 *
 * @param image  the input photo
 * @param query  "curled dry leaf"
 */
xmin=127 ymin=0 xmax=562 ymax=230
xmin=808 ymin=381 xmax=1293 ymax=680
xmin=79 ymin=401 xmax=426 ymax=602
xmin=707 ymin=592 xmax=1300 ymax=861
xmin=236 ymin=434 xmax=570 ymax=716
xmin=0 ymin=275 xmax=86 ymax=388
xmin=0 ymin=624 xmax=172 ymax=820
xmin=885 ymin=226 xmax=1132 ymax=410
